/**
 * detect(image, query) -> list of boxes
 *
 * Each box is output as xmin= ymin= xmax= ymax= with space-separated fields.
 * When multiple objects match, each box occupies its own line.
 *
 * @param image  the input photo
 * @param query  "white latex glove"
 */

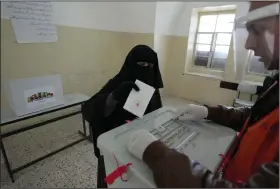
xmin=127 ymin=130 xmax=157 ymax=160
xmin=177 ymin=104 xmax=208 ymax=121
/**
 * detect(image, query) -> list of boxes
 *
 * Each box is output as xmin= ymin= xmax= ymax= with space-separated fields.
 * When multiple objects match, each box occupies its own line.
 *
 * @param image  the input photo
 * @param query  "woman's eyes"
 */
xmin=137 ymin=62 xmax=154 ymax=68
xmin=137 ymin=62 xmax=149 ymax=67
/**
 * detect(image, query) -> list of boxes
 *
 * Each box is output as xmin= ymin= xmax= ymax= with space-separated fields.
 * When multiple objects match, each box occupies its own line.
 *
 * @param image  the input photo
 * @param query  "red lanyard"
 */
xmin=104 ymin=153 xmax=132 ymax=185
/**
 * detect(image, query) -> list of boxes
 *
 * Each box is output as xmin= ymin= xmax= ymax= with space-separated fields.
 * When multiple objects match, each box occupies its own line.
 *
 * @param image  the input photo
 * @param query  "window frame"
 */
xmin=191 ymin=10 xmax=236 ymax=71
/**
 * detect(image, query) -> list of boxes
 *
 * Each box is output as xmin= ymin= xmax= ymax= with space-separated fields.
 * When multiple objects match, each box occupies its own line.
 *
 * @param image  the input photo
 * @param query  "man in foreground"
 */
xmin=127 ymin=1 xmax=279 ymax=187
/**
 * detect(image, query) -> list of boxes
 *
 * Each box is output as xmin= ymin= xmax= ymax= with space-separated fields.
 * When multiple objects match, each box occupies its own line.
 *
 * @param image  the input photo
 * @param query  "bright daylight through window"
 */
xmin=193 ymin=12 xmax=235 ymax=71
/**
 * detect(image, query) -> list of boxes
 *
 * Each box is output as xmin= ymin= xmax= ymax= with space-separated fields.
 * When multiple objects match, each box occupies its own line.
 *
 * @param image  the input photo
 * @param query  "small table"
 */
xmin=1 ymin=93 xmax=90 ymax=182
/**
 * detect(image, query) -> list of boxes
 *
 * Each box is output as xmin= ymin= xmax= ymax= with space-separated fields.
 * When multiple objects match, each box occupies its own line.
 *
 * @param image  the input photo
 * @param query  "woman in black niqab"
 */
xmin=82 ymin=44 xmax=163 ymax=158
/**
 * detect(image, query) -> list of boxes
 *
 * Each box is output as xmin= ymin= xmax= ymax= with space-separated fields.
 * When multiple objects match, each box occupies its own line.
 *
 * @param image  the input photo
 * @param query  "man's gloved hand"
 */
xmin=127 ymin=129 xmax=280 ymax=188
xmin=177 ymin=104 xmax=208 ymax=121
xmin=144 ymin=143 xmax=207 ymax=188
xmin=126 ymin=130 xmax=208 ymax=188
xmin=112 ymin=81 xmax=140 ymax=105
xmin=127 ymin=130 xmax=157 ymax=160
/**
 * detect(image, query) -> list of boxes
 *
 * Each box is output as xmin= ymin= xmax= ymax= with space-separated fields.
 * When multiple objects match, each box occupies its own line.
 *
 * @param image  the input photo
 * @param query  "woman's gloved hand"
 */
xmin=176 ymin=104 xmax=208 ymax=121
xmin=127 ymin=129 xmax=157 ymax=160
xmin=112 ymin=81 xmax=140 ymax=105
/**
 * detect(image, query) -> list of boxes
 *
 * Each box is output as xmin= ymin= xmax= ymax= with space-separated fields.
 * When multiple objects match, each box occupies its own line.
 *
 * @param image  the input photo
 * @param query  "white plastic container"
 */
xmin=98 ymin=107 xmax=236 ymax=188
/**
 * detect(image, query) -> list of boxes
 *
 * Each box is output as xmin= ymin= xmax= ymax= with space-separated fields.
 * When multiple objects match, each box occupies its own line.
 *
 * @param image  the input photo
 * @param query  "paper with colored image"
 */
xmin=123 ymin=80 xmax=155 ymax=118
xmin=24 ymin=85 xmax=56 ymax=109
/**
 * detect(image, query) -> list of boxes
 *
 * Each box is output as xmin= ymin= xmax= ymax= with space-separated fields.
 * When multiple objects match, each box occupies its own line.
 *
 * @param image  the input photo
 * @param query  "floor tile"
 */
xmin=70 ymin=166 xmax=97 ymax=188
xmin=1 ymin=163 xmax=11 ymax=187
xmin=73 ymin=140 xmax=94 ymax=156
xmin=12 ymin=169 xmax=51 ymax=188
xmin=42 ymin=168 xmax=74 ymax=188
xmin=14 ymin=157 xmax=53 ymax=178
xmin=3 ymin=138 xmax=46 ymax=169
xmin=29 ymin=122 xmax=64 ymax=142
xmin=82 ymin=149 xmax=98 ymax=167
xmin=2 ymin=131 xmax=33 ymax=150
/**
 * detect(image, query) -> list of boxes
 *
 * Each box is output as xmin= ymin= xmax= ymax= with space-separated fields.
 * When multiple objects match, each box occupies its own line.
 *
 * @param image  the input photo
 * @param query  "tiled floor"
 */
xmin=1 ymin=114 xmax=97 ymax=188
xmin=1 ymin=94 xmax=192 ymax=188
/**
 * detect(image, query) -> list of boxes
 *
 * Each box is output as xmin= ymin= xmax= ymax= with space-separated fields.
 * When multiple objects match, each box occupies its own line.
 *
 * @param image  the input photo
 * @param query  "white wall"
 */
xmin=1 ymin=2 xmax=156 ymax=33
xmin=154 ymin=2 xmax=185 ymax=35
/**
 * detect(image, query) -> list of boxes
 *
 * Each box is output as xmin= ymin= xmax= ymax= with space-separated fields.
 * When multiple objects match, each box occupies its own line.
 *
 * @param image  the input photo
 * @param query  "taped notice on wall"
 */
xmin=3 ymin=1 xmax=58 ymax=43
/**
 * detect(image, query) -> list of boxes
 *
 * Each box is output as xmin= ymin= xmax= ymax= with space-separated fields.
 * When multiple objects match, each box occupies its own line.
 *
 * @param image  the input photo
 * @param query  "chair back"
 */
xmin=237 ymin=83 xmax=257 ymax=94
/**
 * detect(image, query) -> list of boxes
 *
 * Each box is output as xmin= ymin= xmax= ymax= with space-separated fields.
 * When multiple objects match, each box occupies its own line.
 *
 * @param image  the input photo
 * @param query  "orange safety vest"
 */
xmin=222 ymin=107 xmax=279 ymax=183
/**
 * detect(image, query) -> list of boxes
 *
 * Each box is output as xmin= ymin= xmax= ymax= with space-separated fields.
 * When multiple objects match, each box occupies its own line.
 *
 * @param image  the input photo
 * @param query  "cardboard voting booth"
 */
xmin=5 ymin=74 xmax=64 ymax=116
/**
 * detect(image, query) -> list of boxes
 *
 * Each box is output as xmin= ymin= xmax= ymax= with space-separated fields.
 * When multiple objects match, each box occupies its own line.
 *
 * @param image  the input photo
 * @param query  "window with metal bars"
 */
xmin=193 ymin=10 xmax=236 ymax=71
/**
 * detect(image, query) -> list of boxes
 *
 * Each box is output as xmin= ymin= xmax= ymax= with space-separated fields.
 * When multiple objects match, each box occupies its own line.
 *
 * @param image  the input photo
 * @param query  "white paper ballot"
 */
xmin=123 ymin=80 xmax=155 ymax=118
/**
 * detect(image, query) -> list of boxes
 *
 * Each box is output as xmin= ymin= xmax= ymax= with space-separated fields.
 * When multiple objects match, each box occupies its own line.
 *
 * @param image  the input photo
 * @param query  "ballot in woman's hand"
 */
xmin=112 ymin=81 xmax=140 ymax=105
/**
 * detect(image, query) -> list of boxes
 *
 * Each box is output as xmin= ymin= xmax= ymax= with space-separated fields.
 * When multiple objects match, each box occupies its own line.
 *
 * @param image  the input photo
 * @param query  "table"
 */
xmin=1 ymin=93 xmax=90 ymax=182
xmin=98 ymin=107 xmax=237 ymax=188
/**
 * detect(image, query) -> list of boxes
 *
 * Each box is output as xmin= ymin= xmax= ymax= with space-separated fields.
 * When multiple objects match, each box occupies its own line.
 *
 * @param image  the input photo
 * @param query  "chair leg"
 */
xmin=88 ymin=124 xmax=93 ymax=143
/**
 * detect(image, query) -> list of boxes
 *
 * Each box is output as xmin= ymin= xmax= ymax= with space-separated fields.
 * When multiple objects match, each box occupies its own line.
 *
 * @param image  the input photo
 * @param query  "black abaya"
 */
xmin=82 ymin=45 xmax=163 ymax=158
